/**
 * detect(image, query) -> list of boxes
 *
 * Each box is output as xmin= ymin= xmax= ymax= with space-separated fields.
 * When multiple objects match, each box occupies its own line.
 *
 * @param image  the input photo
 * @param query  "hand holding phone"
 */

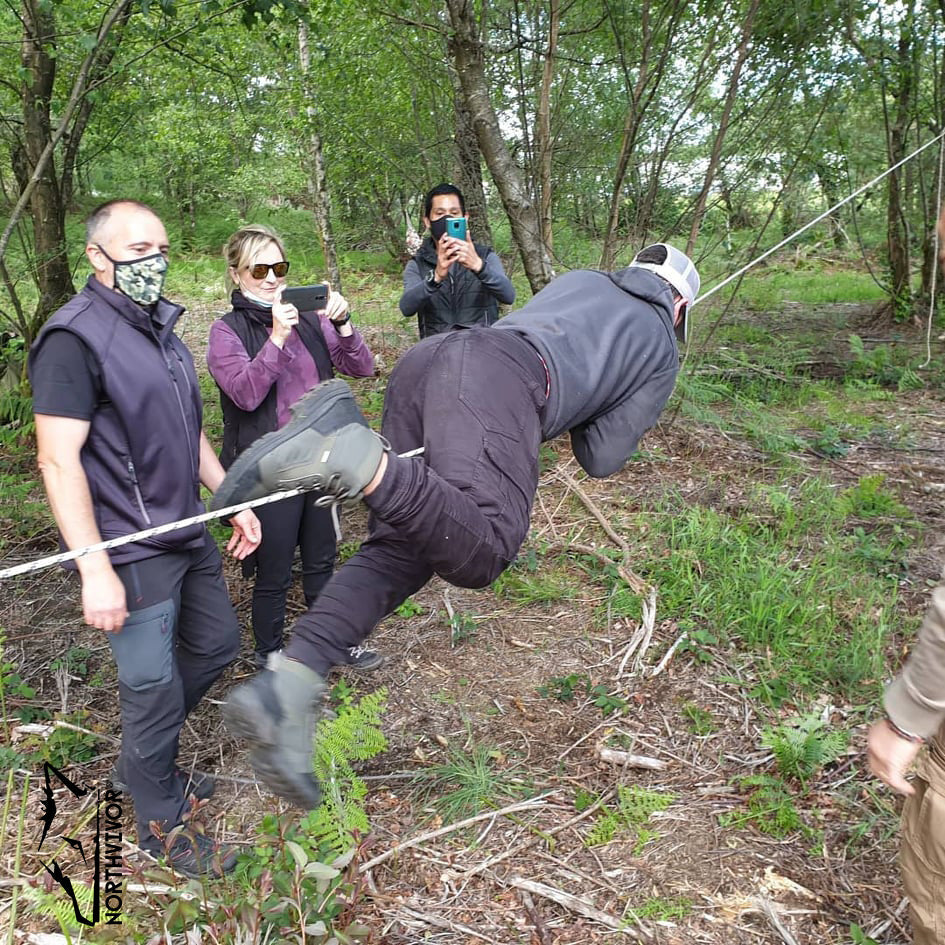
xmin=282 ymin=284 xmax=329 ymax=312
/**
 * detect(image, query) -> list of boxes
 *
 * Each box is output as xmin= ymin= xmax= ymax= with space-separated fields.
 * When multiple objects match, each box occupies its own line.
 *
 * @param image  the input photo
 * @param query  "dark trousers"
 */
xmin=108 ymin=530 xmax=239 ymax=850
xmin=286 ymin=328 xmax=546 ymax=676
xmin=249 ymin=494 xmax=336 ymax=658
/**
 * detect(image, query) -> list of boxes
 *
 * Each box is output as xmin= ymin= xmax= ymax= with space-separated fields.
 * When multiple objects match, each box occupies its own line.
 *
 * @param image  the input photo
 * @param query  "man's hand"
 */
xmin=227 ymin=509 xmax=262 ymax=559
xmin=867 ymin=718 xmax=922 ymax=795
xmin=444 ymin=234 xmax=483 ymax=274
xmin=80 ymin=563 xmax=128 ymax=633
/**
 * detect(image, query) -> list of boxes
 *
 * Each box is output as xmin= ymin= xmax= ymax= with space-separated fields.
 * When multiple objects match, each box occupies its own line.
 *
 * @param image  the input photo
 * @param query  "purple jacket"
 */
xmin=208 ymin=304 xmax=374 ymax=430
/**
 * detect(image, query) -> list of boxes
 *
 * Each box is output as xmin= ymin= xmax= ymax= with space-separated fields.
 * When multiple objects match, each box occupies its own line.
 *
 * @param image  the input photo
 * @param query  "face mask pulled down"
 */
xmin=97 ymin=245 xmax=168 ymax=305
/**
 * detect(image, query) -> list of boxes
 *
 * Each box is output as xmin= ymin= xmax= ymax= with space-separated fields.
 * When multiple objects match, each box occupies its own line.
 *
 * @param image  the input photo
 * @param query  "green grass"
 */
xmin=411 ymin=743 xmax=529 ymax=823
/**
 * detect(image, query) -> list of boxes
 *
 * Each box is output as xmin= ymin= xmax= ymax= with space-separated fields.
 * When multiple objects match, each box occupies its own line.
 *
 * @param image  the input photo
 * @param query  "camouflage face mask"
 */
xmin=97 ymin=246 xmax=168 ymax=305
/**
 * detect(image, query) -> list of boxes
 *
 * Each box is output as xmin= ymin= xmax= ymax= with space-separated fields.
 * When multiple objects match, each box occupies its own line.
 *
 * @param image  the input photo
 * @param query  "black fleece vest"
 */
xmin=413 ymin=239 xmax=499 ymax=338
xmin=218 ymin=294 xmax=334 ymax=468
xmin=29 ymin=278 xmax=206 ymax=563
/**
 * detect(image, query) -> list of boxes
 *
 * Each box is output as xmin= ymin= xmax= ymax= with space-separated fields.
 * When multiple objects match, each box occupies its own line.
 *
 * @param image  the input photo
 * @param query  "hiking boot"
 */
xmin=162 ymin=831 xmax=238 ymax=878
xmin=223 ymin=652 xmax=325 ymax=808
xmin=210 ymin=379 xmax=378 ymax=510
xmin=347 ymin=645 xmax=385 ymax=672
xmin=109 ymin=764 xmax=215 ymax=801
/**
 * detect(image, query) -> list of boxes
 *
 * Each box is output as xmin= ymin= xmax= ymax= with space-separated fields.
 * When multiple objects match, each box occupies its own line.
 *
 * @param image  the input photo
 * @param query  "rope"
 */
xmin=6 ymin=133 xmax=945 ymax=582
xmin=695 ymin=129 xmax=945 ymax=305
xmin=0 ymin=445 xmax=425 ymax=580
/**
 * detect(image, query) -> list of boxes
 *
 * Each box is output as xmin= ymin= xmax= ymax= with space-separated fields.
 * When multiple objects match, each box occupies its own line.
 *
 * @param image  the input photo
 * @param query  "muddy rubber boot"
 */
xmin=210 ymin=378 xmax=373 ymax=510
xmin=223 ymin=653 xmax=325 ymax=808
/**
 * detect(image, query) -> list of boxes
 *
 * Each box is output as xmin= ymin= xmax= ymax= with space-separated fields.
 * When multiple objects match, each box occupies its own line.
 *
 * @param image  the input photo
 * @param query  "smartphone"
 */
xmin=445 ymin=217 xmax=467 ymax=241
xmin=282 ymin=284 xmax=329 ymax=311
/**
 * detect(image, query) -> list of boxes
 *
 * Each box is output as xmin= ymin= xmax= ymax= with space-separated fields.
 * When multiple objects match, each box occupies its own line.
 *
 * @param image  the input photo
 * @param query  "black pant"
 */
xmin=285 ymin=328 xmax=546 ymax=675
xmin=109 ymin=530 xmax=239 ymax=850
xmin=249 ymin=494 xmax=336 ymax=658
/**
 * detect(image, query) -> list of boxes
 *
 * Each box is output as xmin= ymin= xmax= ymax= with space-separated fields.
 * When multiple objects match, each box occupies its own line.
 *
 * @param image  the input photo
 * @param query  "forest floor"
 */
xmin=2 ymin=290 xmax=943 ymax=944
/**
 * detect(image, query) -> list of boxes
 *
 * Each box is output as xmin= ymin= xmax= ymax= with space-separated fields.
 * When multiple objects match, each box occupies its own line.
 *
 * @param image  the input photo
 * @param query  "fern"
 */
xmin=762 ymin=713 xmax=848 ymax=787
xmin=310 ymin=687 xmax=387 ymax=854
xmin=23 ymin=878 xmax=95 ymax=937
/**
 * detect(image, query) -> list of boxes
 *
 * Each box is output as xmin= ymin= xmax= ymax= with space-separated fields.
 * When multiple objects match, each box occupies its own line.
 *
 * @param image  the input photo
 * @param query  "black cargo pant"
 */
xmin=108 ymin=529 xmax=239 ymax=851
xmin=286 ymin=328 xmax=547 ymax=676
xmin=249 ymin=494 xmax=336 ymax=660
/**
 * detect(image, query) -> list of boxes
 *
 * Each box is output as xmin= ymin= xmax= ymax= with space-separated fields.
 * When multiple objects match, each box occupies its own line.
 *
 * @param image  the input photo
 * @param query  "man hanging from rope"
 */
xmin=211 ymin=243 xmax=699 ymax=807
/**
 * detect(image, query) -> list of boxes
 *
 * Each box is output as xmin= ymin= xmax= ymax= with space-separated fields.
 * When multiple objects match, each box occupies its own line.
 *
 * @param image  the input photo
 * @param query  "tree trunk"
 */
xmin=21 ymin=0 xmax=74 ymax=326
xmin=445 ymin=0 xmax=554 ymax=293
xmin=298 ymin=18 xmax=342 ymax=293
xmin=686 ymin=0 xmax=760 ymax=255
xmin=535 ymin=0 xmax=559 ymax=254
xmin=450 ymin=62 xmax=493 ymax=247
xmin=885 ymin=14 xmax=913 ymax=317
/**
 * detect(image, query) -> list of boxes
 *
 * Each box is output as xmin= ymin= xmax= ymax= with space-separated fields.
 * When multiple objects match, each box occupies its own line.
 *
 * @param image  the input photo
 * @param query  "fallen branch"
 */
xmin=650 ymin=630 xmax=688 ymax=677
xmin=396 ymin=905 xmax=496 ymax=942
xmin=507 ymin=876 xmax=639 ymax=936
xmin=596 ymin=742 xmax=668 ymax=771
xmin=358 ymin=793 xmax=556 ymax=873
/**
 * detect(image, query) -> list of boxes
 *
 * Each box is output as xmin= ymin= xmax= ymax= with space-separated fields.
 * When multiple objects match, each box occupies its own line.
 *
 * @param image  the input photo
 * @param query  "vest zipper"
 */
xmin=127 ymin=459 xmax=153 ymax=525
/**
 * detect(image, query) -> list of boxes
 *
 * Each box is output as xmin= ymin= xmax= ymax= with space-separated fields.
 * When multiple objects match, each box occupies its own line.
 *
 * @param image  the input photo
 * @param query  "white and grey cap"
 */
xmin=628 ymin=243 xmax=700 ymax=343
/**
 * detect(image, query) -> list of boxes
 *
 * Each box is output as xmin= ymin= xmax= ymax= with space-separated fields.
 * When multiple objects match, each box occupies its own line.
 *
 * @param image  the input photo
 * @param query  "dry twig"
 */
xmin=507 ymin=876 xmax=639 ymax=936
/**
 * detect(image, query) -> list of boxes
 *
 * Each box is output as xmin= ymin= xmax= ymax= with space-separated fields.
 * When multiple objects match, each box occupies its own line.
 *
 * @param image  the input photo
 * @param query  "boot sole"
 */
xmin=224 ymin=687 xmax=323 ymax=809
xmin=210 ymin=379 xmax=365 ymax=511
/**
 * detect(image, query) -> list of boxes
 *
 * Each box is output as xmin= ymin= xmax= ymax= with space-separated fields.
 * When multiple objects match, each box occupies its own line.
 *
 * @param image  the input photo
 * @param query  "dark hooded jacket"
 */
xmin=494 ymin=267 xmax=679 ymax=478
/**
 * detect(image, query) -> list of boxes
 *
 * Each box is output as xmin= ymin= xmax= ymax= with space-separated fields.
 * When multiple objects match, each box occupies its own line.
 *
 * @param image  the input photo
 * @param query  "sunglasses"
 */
xmin=248 ymin=261 xmax=290 ymax=279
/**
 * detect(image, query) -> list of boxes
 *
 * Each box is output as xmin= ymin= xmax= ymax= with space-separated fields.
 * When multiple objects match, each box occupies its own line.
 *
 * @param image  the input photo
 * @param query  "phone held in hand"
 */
xmin=282 ymin=284 xmax=329 ymax=312
xmin=445 ymin=217 xmax=467 ymax=241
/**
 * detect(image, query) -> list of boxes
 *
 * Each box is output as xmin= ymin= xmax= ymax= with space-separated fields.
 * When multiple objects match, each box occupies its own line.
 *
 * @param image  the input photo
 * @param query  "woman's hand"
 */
xmin=323 ymin=291 xmax=353 ymax=336
xmin=270 ymin=286 xmax=300 ymax=348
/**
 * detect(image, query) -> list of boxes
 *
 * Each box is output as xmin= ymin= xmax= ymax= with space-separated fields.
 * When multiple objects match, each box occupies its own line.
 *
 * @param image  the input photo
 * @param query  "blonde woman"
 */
xmin=207 ymin=225 xmax=378 ymax=670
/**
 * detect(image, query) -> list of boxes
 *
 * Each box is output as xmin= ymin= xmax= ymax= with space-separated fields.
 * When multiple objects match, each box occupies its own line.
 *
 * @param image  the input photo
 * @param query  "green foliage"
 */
xmin=536 ymin=674 xmax=627 ymax=716
xmin=627 ymin=895 xmax=693 ymax=922
xmin=449 ymin=610 xmax=478 ymax=647
xmin=23 ymin=878 xmax=96 ymax=937
xmin=311 ymin=687 xmax=388 ymax=855
xmin=847 ymin=335 xmax=924 ymax=390
xmin=394 ymin=597 xmax=424 ymax=618
xmin=492 ymin=554 xmax=574 ymax=606
xmin=412 ymin=744 xmax=528 ymax=823
xmin=585 ymin=786 xmax=675 ymax=848
xmin=838 ymin=473 xmax=909 ymax=519
xmin=681 ymin=702 xmax=716 ymax=735
xmin=762 ymin=713 xmax=848 ymax=787
xmin=719 ymin=774 xmax=805 ymax=838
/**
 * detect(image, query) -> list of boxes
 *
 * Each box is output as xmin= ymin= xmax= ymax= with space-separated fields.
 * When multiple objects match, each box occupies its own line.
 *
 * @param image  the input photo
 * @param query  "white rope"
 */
xmin=0 ymin=445 xmax=425 ymax=580
xmin=696 ymin=129 xmax=945 ymax=305
xmin=6 ymin=134 xmax=945 ymax=582
xmin=921 ymin=133 xmax=945 ymax=368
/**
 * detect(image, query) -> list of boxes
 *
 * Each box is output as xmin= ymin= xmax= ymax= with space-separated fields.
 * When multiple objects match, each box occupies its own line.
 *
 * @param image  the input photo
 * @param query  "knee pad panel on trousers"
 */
xmin=108 ymin=599 xmax=175 ymax=691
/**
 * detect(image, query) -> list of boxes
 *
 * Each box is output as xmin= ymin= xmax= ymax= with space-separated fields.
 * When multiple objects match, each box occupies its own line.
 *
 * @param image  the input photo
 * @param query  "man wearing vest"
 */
xmin=399 ymin=183 xmax=516 ymax=338
xmin=29 ymin=200 xmax=261 ymax=877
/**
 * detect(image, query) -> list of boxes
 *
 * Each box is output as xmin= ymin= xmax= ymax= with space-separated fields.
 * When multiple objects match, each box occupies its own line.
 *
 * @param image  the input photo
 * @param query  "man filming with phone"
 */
xmin=399 ymin=183 xmax=515 ymax=338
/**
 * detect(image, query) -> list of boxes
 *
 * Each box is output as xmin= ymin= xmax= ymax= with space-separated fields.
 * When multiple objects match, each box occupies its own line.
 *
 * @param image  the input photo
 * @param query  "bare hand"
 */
xmin=227 ymin=509 xmax=262 ymax=559
xmin=270 ymin=286 xmax=299 ymax=348
xmin=867 ymin=718 xmax=921 ymax=795
xmin=81 ymin=566 xmax=128 ymax=634
xmin=434 ymin=234 xmax=460 ymax=281
xmin=322 ymin=290 xmax=350 ymax=323
xmin=443 ymin=234 xmax=482 ymax=274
